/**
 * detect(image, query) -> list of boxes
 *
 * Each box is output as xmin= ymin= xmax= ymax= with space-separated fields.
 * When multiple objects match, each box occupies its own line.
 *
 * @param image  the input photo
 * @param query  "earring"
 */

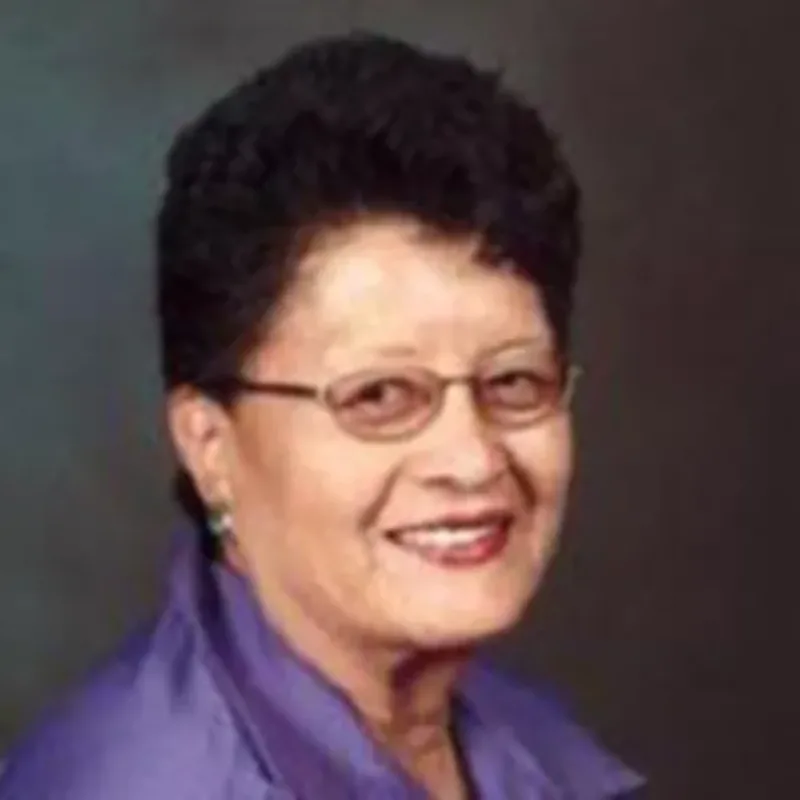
xmin=207 ymin=504 xmax=233 ymax=539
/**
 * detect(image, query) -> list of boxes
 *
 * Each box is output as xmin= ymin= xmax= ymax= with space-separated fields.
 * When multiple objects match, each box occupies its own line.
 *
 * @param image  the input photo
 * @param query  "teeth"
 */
xmin=394 ymin=525 xmax=496 ymax=548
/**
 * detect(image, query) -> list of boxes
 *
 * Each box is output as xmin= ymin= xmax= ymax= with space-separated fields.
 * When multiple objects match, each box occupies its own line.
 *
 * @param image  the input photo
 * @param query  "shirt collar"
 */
xmin=460 ymin=665 xmax=645 ymax=798
xmin=169 ymin=529 xmax=644 ymax=798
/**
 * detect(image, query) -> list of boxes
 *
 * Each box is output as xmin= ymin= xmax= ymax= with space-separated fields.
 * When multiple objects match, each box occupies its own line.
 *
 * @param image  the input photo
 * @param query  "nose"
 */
xmin=413 ymin=383 xmax=507 ymax=490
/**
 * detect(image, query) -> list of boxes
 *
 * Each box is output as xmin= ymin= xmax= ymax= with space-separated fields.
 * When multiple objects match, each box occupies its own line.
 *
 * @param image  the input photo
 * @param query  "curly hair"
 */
xmin=155 ymin=32 xmax=581 ymax=541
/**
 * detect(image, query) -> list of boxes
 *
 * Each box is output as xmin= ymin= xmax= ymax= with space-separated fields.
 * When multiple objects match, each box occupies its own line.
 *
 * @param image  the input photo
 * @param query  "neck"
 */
xmin=275 ymin=599 xmax=469 ymax=742
xmin=229 ymin=549 xmax=472 ymax=794
xmin=294 ymin=619 xmax=472 ymax=796
xmin=349 ymin=647 xmax=468 ymax=746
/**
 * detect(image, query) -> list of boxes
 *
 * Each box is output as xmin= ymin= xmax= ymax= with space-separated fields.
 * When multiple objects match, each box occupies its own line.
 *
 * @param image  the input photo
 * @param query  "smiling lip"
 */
xmin=387 ymin=509 xmax=512 ymax=534
xmin=385 ymin=510 xmax=514 ymax=568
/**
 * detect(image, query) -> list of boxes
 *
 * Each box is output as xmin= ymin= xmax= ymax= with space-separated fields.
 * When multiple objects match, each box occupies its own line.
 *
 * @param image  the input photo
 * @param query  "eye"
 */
xmin=331 ymin=374 xmax=430 ymax=423
xmin=483 ymin=368 xmax=549 ymax=409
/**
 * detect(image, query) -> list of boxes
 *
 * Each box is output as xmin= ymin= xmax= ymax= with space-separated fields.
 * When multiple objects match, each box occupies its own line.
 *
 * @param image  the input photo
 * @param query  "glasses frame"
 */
xmin=214 ymin=360 xmax=583 ymax=443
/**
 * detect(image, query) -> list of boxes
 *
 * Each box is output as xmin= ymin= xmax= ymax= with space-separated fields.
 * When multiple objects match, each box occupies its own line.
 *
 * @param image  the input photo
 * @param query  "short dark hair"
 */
xmin=156 ymin=32 xmax=581 ymax=540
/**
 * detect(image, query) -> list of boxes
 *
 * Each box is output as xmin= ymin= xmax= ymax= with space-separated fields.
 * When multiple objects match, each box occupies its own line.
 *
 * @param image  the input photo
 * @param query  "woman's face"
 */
xmin=189 ymin=217 xmax=574 ymax=652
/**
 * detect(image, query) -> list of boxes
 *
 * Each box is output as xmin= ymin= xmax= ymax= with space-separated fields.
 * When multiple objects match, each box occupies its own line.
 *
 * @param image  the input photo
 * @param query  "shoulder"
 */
xmin=463 ymin=660 xmax=646 ymax=797
xmin=0 ymin=610 xmax=259 ymax=800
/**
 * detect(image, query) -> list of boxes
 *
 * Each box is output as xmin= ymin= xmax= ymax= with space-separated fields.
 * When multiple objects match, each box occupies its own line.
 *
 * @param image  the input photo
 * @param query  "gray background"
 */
xmin=2 ymin=1 xmax=798 ymax=797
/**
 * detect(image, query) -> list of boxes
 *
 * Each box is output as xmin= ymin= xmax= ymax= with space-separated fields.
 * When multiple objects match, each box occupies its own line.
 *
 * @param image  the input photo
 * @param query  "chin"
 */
xmin=397 ymin=586 xmax=537 ymax=651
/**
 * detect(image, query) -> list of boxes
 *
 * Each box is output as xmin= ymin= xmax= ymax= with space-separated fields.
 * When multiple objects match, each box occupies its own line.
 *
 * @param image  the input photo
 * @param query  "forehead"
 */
xmin=261 ymin=217 xmax=554 ymax=368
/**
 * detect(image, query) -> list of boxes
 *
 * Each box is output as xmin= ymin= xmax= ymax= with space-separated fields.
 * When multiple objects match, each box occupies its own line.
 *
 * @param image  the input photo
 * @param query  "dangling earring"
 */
xmin=207 ymin=504 xmax=233 ymax=540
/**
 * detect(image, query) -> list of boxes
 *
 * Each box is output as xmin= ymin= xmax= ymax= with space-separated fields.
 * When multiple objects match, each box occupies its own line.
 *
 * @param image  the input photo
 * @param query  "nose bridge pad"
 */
xmin=434 ymin=376 xmax=495 ymax=442
xmin=460 ymin=375 xmax=491 ymax=425
xmin=466 ymin=375 xmax=489 ymax=422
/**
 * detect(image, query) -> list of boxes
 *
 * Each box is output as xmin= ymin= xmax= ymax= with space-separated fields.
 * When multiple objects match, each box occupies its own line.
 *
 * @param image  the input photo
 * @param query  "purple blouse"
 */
xmin=0 ymin=531 xmax=644 ymax=798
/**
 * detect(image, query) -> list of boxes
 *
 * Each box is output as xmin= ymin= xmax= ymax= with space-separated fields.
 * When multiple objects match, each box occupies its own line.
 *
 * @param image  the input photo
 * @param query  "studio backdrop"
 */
xmin=1 ymin=1 xmax=797 ymax=797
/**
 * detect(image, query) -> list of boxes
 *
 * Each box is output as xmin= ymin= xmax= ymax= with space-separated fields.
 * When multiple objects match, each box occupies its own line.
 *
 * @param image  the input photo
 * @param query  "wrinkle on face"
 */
xmin=217 ymin=215 xmax=573 ymax=746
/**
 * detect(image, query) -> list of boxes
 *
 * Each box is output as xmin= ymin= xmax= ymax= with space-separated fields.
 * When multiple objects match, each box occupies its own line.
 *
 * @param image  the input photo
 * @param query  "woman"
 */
xmin=0 ymin=33 xmax=644 ymax=799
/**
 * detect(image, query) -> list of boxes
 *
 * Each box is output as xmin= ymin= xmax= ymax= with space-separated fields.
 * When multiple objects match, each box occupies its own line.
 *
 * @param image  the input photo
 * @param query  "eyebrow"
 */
xmin=372 ymin=344 xmax=422 ymax=357
xmin=364 ymin=334 xmax=550 ymax=360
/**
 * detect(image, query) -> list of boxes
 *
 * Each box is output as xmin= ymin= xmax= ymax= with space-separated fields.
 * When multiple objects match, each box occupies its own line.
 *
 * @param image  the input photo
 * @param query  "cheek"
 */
xmin=285 ymin=432 xmax=394 ymax=528
xmin=229 ymin=410 xmax=392 ymax=557
xmin=510 ymin=414 xmax=574 ymax=506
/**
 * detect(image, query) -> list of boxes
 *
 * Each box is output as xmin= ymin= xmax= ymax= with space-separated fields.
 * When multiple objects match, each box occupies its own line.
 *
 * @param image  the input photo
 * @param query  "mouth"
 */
xmin=384 ymin=511 xmax=514 ymax=569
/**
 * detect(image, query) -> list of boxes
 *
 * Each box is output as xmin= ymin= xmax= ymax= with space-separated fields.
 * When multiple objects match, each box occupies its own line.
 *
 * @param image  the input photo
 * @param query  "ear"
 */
xmin=165 ymin=386 xmax=234 ymax=507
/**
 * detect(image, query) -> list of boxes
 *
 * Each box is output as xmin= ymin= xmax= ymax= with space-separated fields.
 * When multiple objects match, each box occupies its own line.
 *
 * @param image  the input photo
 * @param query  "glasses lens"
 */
xmin=326 ymin=369 xmax=436 ymax=439
xmin=478 ymin=357 xmax=565 ymax=425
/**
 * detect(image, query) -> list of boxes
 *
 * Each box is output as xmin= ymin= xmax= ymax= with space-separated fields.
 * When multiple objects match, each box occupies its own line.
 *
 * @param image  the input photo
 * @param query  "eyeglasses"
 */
xmin=215 ymin=344 xmax=581 ymax=442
